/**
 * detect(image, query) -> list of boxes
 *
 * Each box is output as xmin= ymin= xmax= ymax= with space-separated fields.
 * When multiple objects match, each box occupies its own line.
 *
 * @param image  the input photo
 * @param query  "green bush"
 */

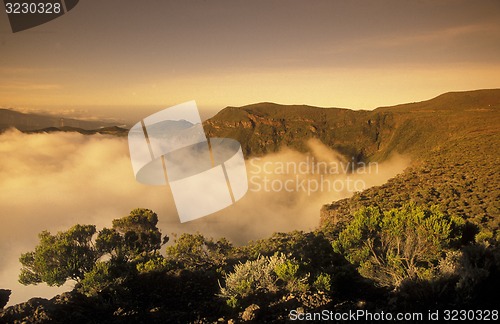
xmin=313 ymin=273 xmax=331 ymax=292
xmin=274 ymin=259 xmax=309 ymax=293
xmin=79 ymin=262 xmax=117 ymax=296
xmin=19 ymin=209 xmax=166 ymax=295
xmin=274 ymin=260 xmax=299 ymax=281
xmin=220 ymin=253 xmax=308 ymax=307
xmin=165 ymin=233 xmax=233 ymax=271
xmin=475 ymin=229 xmax=494 ymax=246
xmin=220 ymin=254 xmax=284 ymax=300
xmin=19 ymin=225 xmax=97 ymax=286
xmin=136 ymin=255 xmax=171 ymax=273
xmin=333 ymin=203 xmax=464 ymax=287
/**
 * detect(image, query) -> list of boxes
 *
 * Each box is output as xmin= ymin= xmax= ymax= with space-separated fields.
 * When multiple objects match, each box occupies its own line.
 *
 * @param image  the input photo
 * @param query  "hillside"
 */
xmin=318 ymin=90 xmax=500 ymax=235
xmin=205 ymin=89 xmax=500 ymax=237
xmin=205 ymin=89 xmax=500 ymax=162
xmin=321 ymin=132 xmax=500 ymax=236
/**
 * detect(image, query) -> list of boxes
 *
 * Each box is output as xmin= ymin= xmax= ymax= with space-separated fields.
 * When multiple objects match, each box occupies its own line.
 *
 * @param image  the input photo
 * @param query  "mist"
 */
xmin=0 ymin=130 xmax=409 ymax=305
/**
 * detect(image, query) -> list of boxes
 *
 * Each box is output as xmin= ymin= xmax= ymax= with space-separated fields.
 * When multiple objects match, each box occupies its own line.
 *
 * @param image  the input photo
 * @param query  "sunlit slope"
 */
xmin=206 ymin=89 xmax=500 ymax=235
xmin=205 ymin=89 xmax=500 ymax=162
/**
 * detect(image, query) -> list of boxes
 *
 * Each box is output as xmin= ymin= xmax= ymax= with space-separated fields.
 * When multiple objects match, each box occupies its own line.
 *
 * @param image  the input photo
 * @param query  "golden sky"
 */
xmin=1 ymin=0 xmax=499 ymax=118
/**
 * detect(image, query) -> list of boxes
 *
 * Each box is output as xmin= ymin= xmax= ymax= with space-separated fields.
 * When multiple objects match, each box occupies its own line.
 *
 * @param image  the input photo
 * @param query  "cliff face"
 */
xmin=204 ymin=90 xmax=500 ymax=163
xmin=204 ymin=104 xmax=393 ymax=161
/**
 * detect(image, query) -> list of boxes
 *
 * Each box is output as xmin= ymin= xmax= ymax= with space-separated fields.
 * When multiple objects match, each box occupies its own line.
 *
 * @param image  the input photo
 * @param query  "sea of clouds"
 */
xmin=0 ymin=130 xmax=409 ymax=305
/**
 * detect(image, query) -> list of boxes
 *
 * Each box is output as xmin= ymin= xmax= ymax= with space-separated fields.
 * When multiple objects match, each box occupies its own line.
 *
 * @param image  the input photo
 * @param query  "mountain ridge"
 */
xmin=0 ymin=108 xmax=120 ymax=131
xmin=3 ymin=89 xmax=498 ymax=160
xmin=375 ymin=89 xmax=500 ymax=112
xmin=205 ymin=89 xmax=500 ymax=161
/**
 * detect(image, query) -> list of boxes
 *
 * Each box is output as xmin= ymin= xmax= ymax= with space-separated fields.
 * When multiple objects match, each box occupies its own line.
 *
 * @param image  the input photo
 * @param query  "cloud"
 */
xmin=365 ymin=22 xmax=500 ymax=50
xmin=0 ymin=130 xmax=168 ymax=305
xmin=0 ymin=67 xmax=57 ymax=75
xmin=0 ymin=81 xmax=62 ymax=91
xmin=0 ymin=130 xmax=409 ymax=306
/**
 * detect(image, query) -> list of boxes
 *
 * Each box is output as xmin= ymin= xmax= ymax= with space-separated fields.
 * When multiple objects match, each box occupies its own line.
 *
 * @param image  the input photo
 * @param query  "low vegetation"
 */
xmin=333 ymin=204 xmax=465 ymax=287
xmin=0 ymin=202 xmax=497 ymax=322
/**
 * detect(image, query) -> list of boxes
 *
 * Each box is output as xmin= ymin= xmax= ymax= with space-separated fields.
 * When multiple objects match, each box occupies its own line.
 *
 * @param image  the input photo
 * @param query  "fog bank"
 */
xmin=0 ymin=130 xmax=409 ymax=305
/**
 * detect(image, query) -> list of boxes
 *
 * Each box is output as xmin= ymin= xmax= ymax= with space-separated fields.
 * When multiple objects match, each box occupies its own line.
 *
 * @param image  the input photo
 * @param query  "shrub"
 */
xmin=136 ymin=255 xmax=171 ymax=273
xmin=220 ymin=254 xmax=285 ymax=300
xmin=19 ymin=225 xmax=97 ymax=286
xmin=19 ymin=209 xmax=166 ymax=288
xmin=454 ymin=244 xmax=500 ymax=303
xmin=333 ymin=204 xmax=464 ymax=287
xmin=475 ymin=229 xmax=494 ymax=246
xmin=165 ymin=233 xmax=233 ymax=271
xmin=79 ymin=262 xmax=117 ymax=296
xmin=313 ymin=273 xmax=331 ymax=292
xmin=274 ymin=259 xmax=309 ymax=293
xmin=220 ymin=253 xmax=308 ymax=307
xmin=274 ymin=259 xmax=299 ymax=281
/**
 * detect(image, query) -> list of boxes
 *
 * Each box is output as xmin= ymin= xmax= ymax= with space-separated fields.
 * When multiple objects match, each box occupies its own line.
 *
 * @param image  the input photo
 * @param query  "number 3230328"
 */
xmin=5 ymin=2 xmax=62 ymax=14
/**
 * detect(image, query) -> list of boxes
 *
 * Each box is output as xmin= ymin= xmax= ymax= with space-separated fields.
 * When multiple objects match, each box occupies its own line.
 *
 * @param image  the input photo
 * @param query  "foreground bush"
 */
xmin=333 ymin=203 xmax=464 ymax=287
xmin=19 ymin=209 xmax=166 ymax=293
xmin=220 ymin=253 xmax=308 ymax=307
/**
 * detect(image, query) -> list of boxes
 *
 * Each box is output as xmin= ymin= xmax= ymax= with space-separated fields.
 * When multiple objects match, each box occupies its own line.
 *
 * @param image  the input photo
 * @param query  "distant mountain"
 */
xmin=0 ymin=109 xmax=120 ymax=131
xmin=25 ymin=126 xmax=129 ymax=136
xmin=143 ymin=119 xmax=195 ymax=134
xmin=142 ymin=119 xmax=205 ymax=142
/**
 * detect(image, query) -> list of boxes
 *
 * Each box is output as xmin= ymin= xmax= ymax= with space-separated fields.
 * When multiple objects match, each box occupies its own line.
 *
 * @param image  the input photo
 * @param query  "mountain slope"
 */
xmin=205 ymin=89 xmax=500 ymax=162
xmin=206 ymin=89 xmax=500 ymax=235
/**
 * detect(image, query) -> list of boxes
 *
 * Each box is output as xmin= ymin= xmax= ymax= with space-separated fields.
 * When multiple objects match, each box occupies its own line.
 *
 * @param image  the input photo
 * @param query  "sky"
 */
xmin=1 ymin=0 xmax=500 ymax=120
